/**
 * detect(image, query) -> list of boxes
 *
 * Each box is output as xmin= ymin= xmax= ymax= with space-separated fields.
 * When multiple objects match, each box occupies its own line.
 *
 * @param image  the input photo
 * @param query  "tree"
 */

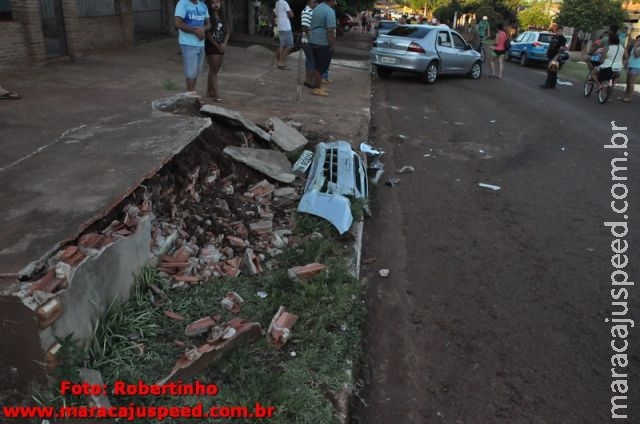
xmin=557 ymin=0 xmax=626 ymax=34
xmin=517 ymin=1 xmax=550 ymax=29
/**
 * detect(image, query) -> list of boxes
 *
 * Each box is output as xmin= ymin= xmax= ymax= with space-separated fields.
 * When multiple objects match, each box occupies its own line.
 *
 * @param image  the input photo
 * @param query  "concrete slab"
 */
xmin=0 ymin=113 xmax=210 ymax=277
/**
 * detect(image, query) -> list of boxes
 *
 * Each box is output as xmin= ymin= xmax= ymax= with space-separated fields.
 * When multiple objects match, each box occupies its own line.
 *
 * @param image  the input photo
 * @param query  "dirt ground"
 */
xmin=354 ymin=63 xmax=640 ymax=423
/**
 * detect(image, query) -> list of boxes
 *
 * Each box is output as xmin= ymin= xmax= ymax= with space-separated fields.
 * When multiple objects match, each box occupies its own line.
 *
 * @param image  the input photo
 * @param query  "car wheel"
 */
xmin=520 ymin=53 xmax=528 ymax=67
xmin=421 ymin=61 xmax=438 ymax=84
xmin=376 ymin=66 xmax=392 ymax=79
xmin=468 ymin=61 xmax=482 ymax=79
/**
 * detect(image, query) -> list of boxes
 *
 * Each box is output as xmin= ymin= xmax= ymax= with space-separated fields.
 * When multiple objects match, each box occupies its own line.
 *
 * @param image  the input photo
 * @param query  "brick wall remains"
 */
xmin=0 ymin=22 xmax=31 ymax=69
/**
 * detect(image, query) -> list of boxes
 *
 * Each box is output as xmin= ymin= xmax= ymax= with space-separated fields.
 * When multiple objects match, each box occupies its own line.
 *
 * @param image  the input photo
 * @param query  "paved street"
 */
xmin=356 ymin=61 xmax=640 ymax=422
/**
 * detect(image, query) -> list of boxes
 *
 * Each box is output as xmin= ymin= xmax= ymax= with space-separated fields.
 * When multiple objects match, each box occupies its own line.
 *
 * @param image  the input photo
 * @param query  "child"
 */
xmin=204 ymin=0 xmax=230 ymax=101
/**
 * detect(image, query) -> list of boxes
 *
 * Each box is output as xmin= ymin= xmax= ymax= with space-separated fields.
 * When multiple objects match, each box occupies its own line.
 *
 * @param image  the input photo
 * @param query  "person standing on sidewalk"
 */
xmin=309 ymin=0 xmax=336 ymax=97
xmin=488 ymin=23 xmax=507 ymax=79
xmin=539 ymin=26 xmax=567 ymax=89
xmin=621 ymin=35 xmax=640 ymax=102
xmin=301 ymin=0 xmax=318 ymax=88
xmin=175 ymin=0 xmax=210 ymax=92
xmin=204 ymin=0 xmax=230 ymax=101
xmin=274 ymin=0 xmax=294 ymax=69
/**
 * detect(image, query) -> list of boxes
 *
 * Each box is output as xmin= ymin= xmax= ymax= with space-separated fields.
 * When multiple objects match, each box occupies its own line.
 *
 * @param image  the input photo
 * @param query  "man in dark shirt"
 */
xmin=540 ymin=26 xmax=567 ymax=89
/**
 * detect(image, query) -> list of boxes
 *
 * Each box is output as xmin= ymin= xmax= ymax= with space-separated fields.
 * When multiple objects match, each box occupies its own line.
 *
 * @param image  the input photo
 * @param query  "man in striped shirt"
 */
xmin=309 ymin=0 xmax=336 ymax=96
xmin=301 ymin=0 xmax=318 ymax=88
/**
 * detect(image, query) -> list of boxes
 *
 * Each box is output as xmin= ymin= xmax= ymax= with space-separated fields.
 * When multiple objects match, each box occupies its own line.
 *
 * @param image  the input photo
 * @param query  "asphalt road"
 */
xmin=355 ymin=60 xmax=640 ymax=422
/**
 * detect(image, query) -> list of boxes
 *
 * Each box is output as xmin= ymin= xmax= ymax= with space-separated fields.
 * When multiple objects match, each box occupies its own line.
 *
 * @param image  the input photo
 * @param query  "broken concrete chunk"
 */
xmin=243 ymin=248 xmax=263 ymax=274
xmin=248 ymin=179 xmax=275 ymax=199
xmin=378 ymin=269 xmax=390 ymax=277
xmin=273 ymin=187 xmax=299 ymax=200
xmin=221 ymin=292 xmax=244 ymax=313
xmin=200 ymin=104 xmax=271 ymax=142
xmin=267 ymin=117 xmax=309 ymax=152
xmin=159 ymin=318 xmax=262 ymax=384
xmin=152 ymin=92 xmax=201 ymax=113
xmin=78 ymin=368 xmax=112 ymax=408
xmin=268 ymin=306 xmax=298 ymax=349
xmin=223 ymin=146 xmax=295 ymax=183
xmin=287 ymin=262 xmax=328 ymax=282
xmin=250 ymin=219 xmax=273 ymax=234
xmin=226 ymin=235 xmax=248 ymax=248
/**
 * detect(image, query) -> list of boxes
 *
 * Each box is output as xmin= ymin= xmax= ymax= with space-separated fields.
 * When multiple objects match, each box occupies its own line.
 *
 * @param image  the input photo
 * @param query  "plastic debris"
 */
xmin=378 ymin=269 xmax=390 ymax=277
xmin=395 ymin=165 xmax=415 ymax=174
xmin=490 ymin=120 xmax=496 ymax=123
xmin=561 ymin=147 xmax=566 ymax=151
xmin=478 ymin=183 xmax=501 ymax=191
xmin=256 ymin=291 xmax=268 ymax=299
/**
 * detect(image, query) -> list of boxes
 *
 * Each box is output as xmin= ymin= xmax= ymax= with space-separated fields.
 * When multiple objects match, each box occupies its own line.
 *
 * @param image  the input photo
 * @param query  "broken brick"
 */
xmin=248 ymin=179 xmax=275 ymax=199
xmin=78 ymin=233 xmax=103 ymax=249
xmin=287 ymin=262 xmax=328 ymax=282
xmin=59 ymin=245 xmax=78 ymax=261
xmin=28 ymin=270 xmax=56 ymax=294
xmin=226 ymin=235 xmax=248 ymax=248
xmin=64 ymin=251 xmax=86 ymax=267
xmin=159 ymin=319 xmax=262 ymax=384
xmin=185 ymin=315 xmax=221 ymax=337
xmin=173 ymin=275 xmax=200 ymax=283
xmin=268 ymin=306 xmax=298 ymax=348
xmin=164 ymin=310 xmax=186 ymax=321
xmin=243 ymin=248 xmax=263 ymax=275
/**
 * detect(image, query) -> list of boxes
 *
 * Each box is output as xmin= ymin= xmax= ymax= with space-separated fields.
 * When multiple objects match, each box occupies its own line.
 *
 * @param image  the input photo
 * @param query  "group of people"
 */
xmin=174 ymin=0 xmax=229 ymax=101
xmin=174 ymin=0 xmax=336 ymax=99
xmin=586 ymin=24 xmax=640 ymax=102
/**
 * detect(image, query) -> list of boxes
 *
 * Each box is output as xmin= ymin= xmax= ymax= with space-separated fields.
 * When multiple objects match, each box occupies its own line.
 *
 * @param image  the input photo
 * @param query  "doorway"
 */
xmin=39 ymin=0 xmax=67 ymax=57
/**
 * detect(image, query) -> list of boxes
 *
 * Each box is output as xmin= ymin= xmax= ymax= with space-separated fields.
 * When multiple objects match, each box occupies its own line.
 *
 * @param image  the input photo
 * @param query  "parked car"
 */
xmin=338 ymin=14 xmax=357 ymax=32
xmin=507 ymin=31 xmax=570 ymax=66
xmin=370 ymin=24 xmax=482 ymax=84
xmin=374 ymin=20 xmax=399 ymax=38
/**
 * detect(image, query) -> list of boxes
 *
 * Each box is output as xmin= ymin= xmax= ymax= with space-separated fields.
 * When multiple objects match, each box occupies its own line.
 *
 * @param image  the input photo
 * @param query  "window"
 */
xmin=76 ymin=0 xmax=119 ymax=17
xmin=516 ymin=32 xmax=528 ymax=42
xmin=538 ymin=33 xmax=553 ymax=43
xmin=0 ymin=0 xmax=12 ymax=21
xmin=388 ymin=26 xmax=432 ymax=38
xmin=438 ymin=31 xmax=451 ymax=47
xmin=452 ymin=32 xmax=467 ymax=49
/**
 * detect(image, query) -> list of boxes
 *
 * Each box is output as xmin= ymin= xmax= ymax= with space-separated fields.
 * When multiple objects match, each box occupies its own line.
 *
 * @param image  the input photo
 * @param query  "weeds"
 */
xmin=36 ymin=212 xmax=364 ymax=423
xmin=163 ymin=80 xmax=179 ymax=91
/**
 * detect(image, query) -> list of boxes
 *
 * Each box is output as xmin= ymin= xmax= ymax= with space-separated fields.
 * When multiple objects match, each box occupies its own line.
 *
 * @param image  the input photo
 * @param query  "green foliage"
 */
xmin=162 ymin=80 xmax=178 ymax=91
xmin=517 ymin=1 xmax=551 ymax=29
xmin=557 ymin=0 xmax=627 ymax=33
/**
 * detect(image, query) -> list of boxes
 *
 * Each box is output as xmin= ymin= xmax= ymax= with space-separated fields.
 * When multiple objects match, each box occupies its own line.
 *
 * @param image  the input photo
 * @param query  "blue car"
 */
xmin=507 ymin=31 xmax=568 ymax=66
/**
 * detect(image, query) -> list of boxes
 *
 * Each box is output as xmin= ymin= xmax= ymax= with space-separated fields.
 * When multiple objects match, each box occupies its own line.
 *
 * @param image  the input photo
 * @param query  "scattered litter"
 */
xmin=453 ymin=121 xmax=465 ymax=126
xmin=290 ymin=351 xmax=297 ymax=357
xmin=268 ymin=306 xmax=298 ymax=348
xmin=490 ymin=120 xmax=496 ymax=123
xmin=398 ymin=134 xmax=407 ymax=140
xmin=378 ymin=269 xmax=390 ymax=277
xmin=386 ymin=178 xmax=400 ymax=187
xmin=360 ymin=143 xmax=384 ymax=156
xmin=221 ymin=292 xmax=244 ymax=313
xmin=423 ymin=154 xmax=431 ymax=157
xmin=561 ymin=147 xmax=565 ymax=151
xmin=340 ymin=323 xmax=348 ymax=331
xmin=164 ymin=310 xmax=186 ymax=321
xmin=587 ymin=248 xmax=595 ymax=252
xmin=391 ymin=105 xmax=400 ymax=110
xmin=478 ymin=149 xmax=485 ymax=154
xmin=478 ymin=183 xmax=501 ymax=191
xmin=256 ymin=290 xmax=268 ymax=299
xmin=557 ymin=80 xmax=573 ymax=86
xmin=395 ymin=165 xmax=415 ymax=174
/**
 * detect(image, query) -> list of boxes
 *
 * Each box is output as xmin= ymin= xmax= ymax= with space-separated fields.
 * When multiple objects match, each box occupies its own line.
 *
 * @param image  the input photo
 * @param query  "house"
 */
xmin=0 ymin=0 xmax=249 ymax=70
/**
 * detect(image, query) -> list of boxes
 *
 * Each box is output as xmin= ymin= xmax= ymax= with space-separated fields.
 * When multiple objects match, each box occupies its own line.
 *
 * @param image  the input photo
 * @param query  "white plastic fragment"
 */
xmin=257 ymin=291 xmax=268 ymax=299
xmin=478 ymin=183 xmax=501 ymax=191
xmin=378 ymin=269 xmax=390 ymax=277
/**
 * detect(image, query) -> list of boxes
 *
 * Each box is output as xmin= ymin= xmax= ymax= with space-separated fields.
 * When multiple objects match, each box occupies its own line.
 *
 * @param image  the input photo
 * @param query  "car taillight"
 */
xmin=407 ymin=41 xmax=425 ymax=53
xmin=532 ymin=42 xmax=542 ymax=47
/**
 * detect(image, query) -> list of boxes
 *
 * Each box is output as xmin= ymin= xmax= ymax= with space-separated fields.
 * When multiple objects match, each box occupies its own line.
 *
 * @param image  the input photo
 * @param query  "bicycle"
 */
xmin=584 ymin=70 xmax=620 ymax=104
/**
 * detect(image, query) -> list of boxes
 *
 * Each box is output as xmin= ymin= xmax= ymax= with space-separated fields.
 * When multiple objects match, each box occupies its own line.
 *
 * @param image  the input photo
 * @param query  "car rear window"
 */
xmin=387 ymin=26 xmax=432 ymax=38
xmin=379 ymin=21 xmax=398 ymax=29
xmin=538 ymin=33 xmax=553 ymax=43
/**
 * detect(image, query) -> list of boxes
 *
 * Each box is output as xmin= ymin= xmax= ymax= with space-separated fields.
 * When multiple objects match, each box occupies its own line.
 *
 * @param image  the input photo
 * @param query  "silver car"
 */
xmin=370 ymin=24 xmax=482 ymax=84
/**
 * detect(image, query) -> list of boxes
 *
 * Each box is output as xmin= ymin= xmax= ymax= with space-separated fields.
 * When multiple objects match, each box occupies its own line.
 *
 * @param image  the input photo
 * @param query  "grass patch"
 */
xmin=163 ymin=80 xmax=179 ymax=91
xmin=38 ymin=213 xmax=364 ymax=423
xmin=561 ymin=60 xmax=590 ymax=83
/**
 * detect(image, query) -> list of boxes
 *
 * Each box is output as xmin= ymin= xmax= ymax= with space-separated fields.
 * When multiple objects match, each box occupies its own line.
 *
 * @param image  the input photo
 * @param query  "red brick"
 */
xmin=287 ymin=263 xmax=328 ymax=282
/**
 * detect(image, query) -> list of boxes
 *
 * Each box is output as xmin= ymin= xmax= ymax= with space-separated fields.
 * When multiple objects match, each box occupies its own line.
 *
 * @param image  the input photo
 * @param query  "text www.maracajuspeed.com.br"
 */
xmin=3 ymin=402 xmax=276 ymax=421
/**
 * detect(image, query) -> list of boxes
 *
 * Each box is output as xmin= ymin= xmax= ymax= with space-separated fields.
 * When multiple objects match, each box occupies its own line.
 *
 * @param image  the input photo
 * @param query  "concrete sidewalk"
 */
xmin=0 ymin=35 xmax=372 ymax=281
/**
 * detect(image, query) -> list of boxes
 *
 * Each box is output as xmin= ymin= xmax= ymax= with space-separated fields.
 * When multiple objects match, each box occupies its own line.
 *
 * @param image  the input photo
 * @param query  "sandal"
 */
xmin=0 ymin=91 xmax=20 ymax=100
xmin=621 ymin=98 xmax=631 ymax=102
xmin=215 ymin=98 xmax=223 ymax=103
